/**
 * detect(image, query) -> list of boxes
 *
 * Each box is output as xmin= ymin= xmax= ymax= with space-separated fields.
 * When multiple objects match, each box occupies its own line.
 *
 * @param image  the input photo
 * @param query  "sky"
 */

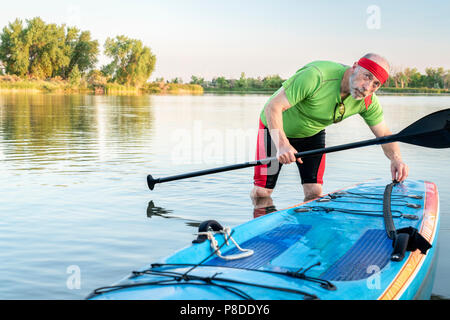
xmin=0 ymin=0 xmax=449 ymax=82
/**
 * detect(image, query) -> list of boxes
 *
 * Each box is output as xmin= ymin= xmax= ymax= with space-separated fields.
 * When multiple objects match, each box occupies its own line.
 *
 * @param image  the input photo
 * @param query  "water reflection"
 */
xmin=146 ymin=200 xmax=201 ymax=228
xmin=431 ymin=294 xmax=450 ymax=300
xmin=146 ymin=200 xmax=174 ymax=218
xmin=252 ymin=196 xmax=278 ymax=218
xmin=0 ymin=92 xmax=154 ymax=169
xmin=185 ymin=221 xmax=202 ymax=228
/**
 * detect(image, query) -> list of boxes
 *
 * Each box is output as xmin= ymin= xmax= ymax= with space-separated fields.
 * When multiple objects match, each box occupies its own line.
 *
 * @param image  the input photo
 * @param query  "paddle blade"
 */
xmin=397 ymin=108 xmax=450 ymax=148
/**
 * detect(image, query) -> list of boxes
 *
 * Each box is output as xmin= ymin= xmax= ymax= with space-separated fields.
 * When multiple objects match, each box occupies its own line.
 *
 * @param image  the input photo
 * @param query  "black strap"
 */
xmin=383 ymin=181 xmax=432 ymax=262
xmin=383 ymin=182 xmax=398 ymax=240
xmin=396 ymin=227 xmax=432 ymax=254
xmin=192 ymin=220 xmax=224 ymax=244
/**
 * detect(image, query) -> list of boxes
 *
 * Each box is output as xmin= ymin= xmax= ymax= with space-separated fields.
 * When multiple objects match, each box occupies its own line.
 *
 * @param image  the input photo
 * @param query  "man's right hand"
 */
xmin=277 ymin=143 xmax=303 ymax=164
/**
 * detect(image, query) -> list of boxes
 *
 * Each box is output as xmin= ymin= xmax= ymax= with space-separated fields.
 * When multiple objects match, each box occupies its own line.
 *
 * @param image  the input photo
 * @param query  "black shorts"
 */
xmin=254 ymin=119 xmax=326 ymax=189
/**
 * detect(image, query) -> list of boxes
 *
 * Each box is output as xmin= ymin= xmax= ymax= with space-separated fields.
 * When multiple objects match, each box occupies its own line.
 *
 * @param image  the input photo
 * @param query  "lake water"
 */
xmin=0 ymin=92 xmax=449 ymax=299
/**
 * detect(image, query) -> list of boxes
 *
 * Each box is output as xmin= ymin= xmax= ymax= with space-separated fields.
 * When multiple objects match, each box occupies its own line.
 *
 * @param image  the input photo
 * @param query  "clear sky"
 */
xmin=1 ymin=0 xmax=449 ymax=81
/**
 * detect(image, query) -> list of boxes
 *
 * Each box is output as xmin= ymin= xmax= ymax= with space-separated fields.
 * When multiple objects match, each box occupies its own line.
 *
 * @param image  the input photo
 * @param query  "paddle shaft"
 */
xmin=147 ymin=108 xmax=449 ymax=190
xmin=148 ymin=132 xmax=406 ymax=189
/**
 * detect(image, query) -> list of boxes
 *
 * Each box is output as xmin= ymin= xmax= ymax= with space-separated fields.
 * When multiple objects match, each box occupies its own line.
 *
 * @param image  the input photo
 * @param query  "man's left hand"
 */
xmin=391 ymin=159 xmax=409 ymax=182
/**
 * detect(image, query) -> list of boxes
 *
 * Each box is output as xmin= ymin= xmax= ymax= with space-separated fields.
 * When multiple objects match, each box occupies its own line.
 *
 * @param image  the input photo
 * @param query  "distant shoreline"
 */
xmin=0 ymin=78 xmax=448 ymax=96
xmin=0 ymin=77 xmax=203 ymax=95
xmin=203 ymin=87 xmax=450 ymax=96
xmin=377 ymin=87 xmax=450 ymax=95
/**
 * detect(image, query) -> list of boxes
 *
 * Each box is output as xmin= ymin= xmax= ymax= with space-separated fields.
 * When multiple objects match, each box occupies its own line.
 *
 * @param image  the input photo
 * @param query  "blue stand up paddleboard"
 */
xmin=87 ymin=179 xmax=439 ymax=300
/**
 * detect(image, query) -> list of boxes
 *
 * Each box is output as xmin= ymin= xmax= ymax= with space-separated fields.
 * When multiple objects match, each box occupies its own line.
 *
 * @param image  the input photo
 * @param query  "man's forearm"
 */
xmin=381 ymin=142 xmax=402 ymax=162
xmin=370 ymin=121 xmax=403 ymax=162
xmin=382 ymin=141 xmax=409 ymax=182
xmin=265 ymin=103 xmax=289 ymax=148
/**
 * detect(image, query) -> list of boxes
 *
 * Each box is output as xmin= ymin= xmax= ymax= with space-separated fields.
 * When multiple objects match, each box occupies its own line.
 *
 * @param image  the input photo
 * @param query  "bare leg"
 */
xmin=251 ymin=195 xmax=276 ymax=219
xmin=250 ymin=186 xmax=276 ymax=218
xmin=250 ymin=185 xmax=274 ymax=199
xmin=251 ymin=194 xmax=274 ymax=208
xmin=302 ymin=183 xmax=323 ymax=202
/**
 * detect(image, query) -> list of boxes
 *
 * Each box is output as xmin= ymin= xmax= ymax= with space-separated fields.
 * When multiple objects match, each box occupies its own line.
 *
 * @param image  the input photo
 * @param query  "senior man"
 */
xmin=251 ymin=53 xmax=409 ymax=203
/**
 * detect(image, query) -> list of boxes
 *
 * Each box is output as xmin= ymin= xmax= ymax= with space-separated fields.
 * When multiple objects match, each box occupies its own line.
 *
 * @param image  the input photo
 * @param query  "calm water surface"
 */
xmin=0 ymin=92 xmax=449 ymax=299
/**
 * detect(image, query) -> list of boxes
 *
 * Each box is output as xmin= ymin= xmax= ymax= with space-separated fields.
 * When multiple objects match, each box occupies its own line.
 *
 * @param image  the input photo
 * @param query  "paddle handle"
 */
xmin=147 ymin=134 xmax=400 ymax=190
xmin=147 ymin=158 xmax=272 ymax=190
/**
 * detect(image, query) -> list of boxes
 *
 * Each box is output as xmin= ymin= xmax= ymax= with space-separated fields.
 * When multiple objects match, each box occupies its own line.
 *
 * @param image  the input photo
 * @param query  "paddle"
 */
xmin=147 ymin=108 xmax=450 ymax=190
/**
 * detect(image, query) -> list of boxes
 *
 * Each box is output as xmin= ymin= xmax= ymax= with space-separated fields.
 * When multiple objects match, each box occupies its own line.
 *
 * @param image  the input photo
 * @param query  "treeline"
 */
xmin=0 ymin=17 xmax=156 ymax=91
xmin=185 ymin=67 xmax=450 ymax=93
xmin=191 ymin=73 xmax=284 ymax=91
xmin=387 ymin=67 xmax=450 ymax=90
xmin=154 ymin=73 xmax=284 ymax=92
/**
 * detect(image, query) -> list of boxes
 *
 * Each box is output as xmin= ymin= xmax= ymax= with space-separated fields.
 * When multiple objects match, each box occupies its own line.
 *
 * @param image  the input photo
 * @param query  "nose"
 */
xmin=362 ymin=82 xmax=371 ymax=94
xmin=361 ymin=85 xmax=368 ymax=95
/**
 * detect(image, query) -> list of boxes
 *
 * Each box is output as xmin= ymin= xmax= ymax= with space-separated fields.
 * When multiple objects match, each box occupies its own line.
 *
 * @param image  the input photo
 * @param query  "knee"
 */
xmin=303 ymin=184 xmax=322 ymax=202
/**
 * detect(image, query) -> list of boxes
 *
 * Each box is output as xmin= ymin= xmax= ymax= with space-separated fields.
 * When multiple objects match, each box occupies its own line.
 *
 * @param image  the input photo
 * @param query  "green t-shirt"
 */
xmin=260 ymin=61 xmax=384 ymax=138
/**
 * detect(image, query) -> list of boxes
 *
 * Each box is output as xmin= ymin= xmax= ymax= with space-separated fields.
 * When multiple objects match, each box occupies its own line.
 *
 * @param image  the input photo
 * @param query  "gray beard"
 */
xmin=349 ymin=74 xmax=364 ymax=100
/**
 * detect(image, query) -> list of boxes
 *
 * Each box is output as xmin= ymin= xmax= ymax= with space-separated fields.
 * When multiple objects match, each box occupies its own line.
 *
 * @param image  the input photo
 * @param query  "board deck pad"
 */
xmin=205 ymin=224 xmax=311 ymax=269
xmin=321 ymin=229 xmax=393 ymax=281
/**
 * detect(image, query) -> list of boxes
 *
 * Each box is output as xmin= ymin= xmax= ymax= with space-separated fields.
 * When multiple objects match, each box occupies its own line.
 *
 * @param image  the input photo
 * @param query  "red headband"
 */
xmin=357 ymin=57 xmax=389 ymax=84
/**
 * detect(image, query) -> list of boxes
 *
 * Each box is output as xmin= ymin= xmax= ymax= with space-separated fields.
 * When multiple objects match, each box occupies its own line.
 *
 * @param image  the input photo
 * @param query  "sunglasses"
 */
xmin=333 ymin=102 xmax=345 ymax=123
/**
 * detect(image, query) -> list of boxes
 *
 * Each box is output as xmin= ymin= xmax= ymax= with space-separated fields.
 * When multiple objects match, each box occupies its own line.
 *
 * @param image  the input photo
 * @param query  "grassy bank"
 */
xmin=203 ymin=87 xmax=450 ymax=95
xmin=1 ymin=76 xmax=447 ymax=96
xmin=203 ymin=87 xmax=276 ymax=94
xmin=144 ymin=82 xmax=203 ymax=94
xmin=204 ymin=86 xmax=450 ymax=95
xmin=0 ymin=75 xmax=203 ymax=95
xmin=377 ymin=87 xmax=450 ymax=95
xmin=0 ymin=75 xmax=90 ymax=93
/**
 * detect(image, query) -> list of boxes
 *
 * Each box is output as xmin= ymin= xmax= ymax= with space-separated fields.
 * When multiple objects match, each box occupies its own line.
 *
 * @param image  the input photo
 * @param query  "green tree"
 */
xmin=0 ymin=19 xmax=29 ymax=76
xmin=236 ymin=72 xmax=248 ymax=88
xmin=246 ymin=77 xmax=263 ymax=89
xmin=170 ymin=77 xmax=183 ymax=84
xmin=0 ymin=17 xmax=100 ymax=80
xmin=87 ymin=69 xmax=107 ymax=86
xmin=424 ymin=67 xmax=445 ymax=89
xmin=25 ymin=17 xmax=69 ymax=79
xmin=214 ymin=76 xmax=228 ymax=89
xmin=61 ymin=27 xmax=99 ymax=78
xmin=395 ymin=71 xmax=408 ymax=88
xmin=262 ymin=75 xmax=283 ymax=89
xmin=390 ymin=67 xmax=408 ymax=88
xmin=102 ymin=35 xmax=156 ymax=87
xmin=443 ymin=70 xmax=450 ymax=89
xmin=190 ymin=75 xmax=204 ymax=86
xmin=68 ymin=64 xmax=81 ymax=86
xmin=404 ymin=67 xmax=423 ymax=88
